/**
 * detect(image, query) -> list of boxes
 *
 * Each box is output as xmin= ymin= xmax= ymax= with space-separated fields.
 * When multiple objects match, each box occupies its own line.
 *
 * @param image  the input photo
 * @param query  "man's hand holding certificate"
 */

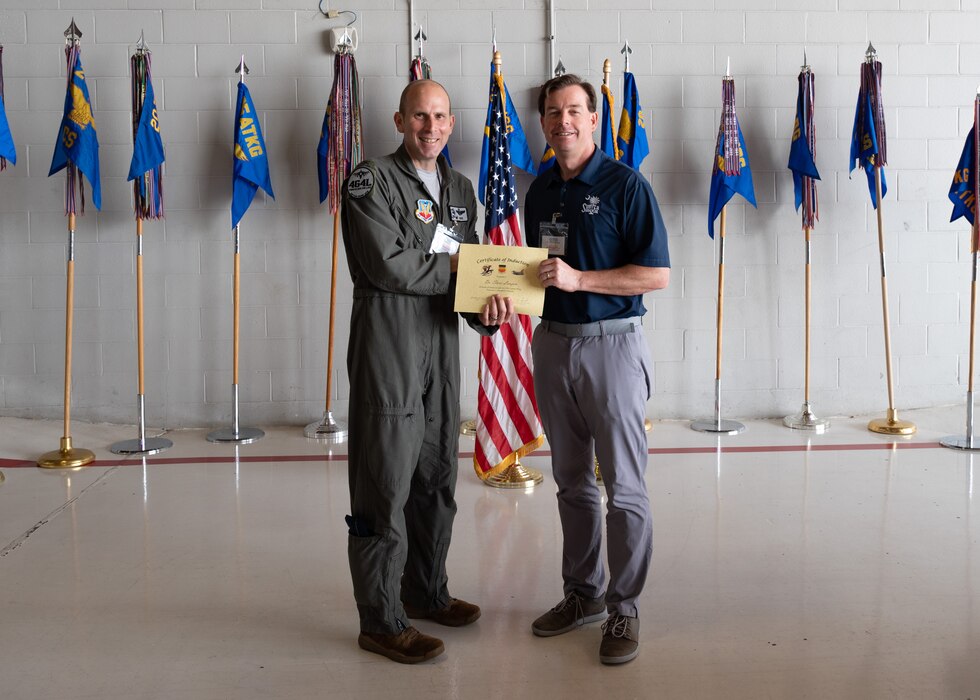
xmin=453 ymin=243 xmax=548 ymax=317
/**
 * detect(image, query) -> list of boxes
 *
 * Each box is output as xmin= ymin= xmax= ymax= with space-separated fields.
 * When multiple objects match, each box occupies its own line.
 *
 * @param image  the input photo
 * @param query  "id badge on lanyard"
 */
xmin=539 ymin=213 xmax=568 ymax=257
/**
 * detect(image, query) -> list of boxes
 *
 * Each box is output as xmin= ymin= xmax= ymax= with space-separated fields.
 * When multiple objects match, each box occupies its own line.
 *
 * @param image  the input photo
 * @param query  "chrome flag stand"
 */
xmin=39 ymin=20 xmax=97 ymax=469
xmin=785 ymin=55 xmax=829 ymax=433
xmin=305 ymin=34 xmax=360 ymax=442
xmin=942 ymin=89 xmax=980 ymax=451
xmin=112 ymin=33 xmax=171 ymax=456
xmin=208 ymin=57 xmax=265 ymax=445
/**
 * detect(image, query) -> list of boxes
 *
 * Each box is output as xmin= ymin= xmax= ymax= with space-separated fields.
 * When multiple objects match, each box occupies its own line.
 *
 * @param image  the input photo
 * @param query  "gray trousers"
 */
xmin=531 ymin=324 xmax=653 ymax=618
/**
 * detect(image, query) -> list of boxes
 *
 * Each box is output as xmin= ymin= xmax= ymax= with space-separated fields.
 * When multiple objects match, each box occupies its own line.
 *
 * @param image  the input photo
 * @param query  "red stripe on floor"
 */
xmin=0 ymin=439 xmax=947 ymax=470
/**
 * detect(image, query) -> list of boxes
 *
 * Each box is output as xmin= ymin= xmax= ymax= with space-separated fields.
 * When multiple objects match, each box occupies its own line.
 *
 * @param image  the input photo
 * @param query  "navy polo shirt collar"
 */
xmin=545 ymin=144 xmax=606 ymax=187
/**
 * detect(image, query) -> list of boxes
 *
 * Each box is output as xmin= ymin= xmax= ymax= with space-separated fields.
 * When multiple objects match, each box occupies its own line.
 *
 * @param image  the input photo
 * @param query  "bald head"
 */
xmin=399 ymin=79 xmax=452 ymax=115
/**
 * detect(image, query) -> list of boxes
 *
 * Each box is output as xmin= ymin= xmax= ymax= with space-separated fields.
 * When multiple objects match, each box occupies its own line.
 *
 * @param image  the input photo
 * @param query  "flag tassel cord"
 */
xmin=867 ymin=165 xmax=914 ymax=435
xmin=692 ymin=207 xmax=744 ymax=436
xmin=39 ymin=24 xmax=95 ymax=469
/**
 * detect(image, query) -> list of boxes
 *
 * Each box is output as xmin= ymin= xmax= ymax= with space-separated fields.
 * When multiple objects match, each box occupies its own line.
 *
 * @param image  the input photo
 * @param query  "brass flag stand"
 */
xmin=306 ymin=34 xmax=361 ymax=442
xmin=784 ymin=56 xmax=829 ymax=433
xmin=208 ymin=57 xmax=268 ymax=445
xmin=858 ymin=44 xmax=915 ymax=436
xmin=112 ymin=34 xmax=171 ymax=456
xmin=942 ymin=90 xmax=980 ymax=451
xmin=692 ymin=64 xmax=753 ymax=436
xmin=39 ymin=21 xmax=97 ymax=469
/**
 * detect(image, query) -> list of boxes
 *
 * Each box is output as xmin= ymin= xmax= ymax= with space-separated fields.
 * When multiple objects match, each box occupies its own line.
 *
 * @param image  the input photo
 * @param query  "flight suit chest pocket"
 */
xmin=392 ymin=202 xmax=433 ymax=250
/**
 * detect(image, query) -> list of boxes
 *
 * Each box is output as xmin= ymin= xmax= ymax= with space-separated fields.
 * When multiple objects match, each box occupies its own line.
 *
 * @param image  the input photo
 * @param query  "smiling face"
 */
xmin=540 ymin=84 xmax=598 ymax=169
xmin=394 ymin=80 xmax=455 ymax=171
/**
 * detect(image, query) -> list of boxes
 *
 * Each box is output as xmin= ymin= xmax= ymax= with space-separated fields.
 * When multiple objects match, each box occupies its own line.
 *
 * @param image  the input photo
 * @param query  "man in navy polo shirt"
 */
xmin=526 ymin=73 xmax=670 ymax=665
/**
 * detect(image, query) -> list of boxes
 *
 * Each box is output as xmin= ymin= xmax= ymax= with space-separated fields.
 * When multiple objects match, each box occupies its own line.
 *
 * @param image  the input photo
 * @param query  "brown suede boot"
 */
xmin=357 ymin=626 xmax=445 ymax=664
xmin=403 ymin=597 xmax=481 ymax=627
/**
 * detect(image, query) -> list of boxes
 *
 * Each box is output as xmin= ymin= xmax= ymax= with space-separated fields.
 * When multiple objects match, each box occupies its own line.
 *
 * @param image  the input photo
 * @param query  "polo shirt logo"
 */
xmin=582 ymin=195 xmax=600 ymax=215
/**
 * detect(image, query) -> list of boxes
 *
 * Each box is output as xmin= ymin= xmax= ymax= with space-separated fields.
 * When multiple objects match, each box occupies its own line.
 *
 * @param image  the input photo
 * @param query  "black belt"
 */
xmin=540 ymin=317 xmax=641 ymax=337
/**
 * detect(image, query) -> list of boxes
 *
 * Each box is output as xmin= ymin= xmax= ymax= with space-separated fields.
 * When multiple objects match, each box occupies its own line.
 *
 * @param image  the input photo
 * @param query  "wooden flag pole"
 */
xmin=208 ymin=57 xmax=263 ymax=445
xmin=692 ymin=206 xmax=744 ymax=435
xmin=110 ymin=218 xmax=172 ymax=455
xmin=944 ymin=226 xmax=980 ymax=449
xmin=39 ymin=213 xmax=95 ymax=468
xmin=867 ymin=164 xmax=915 ymax=435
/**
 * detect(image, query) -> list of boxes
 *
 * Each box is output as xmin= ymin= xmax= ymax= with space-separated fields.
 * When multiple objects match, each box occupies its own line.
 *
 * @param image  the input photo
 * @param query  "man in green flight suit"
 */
xmin=341 ymin=79 xmax=512 ymax=664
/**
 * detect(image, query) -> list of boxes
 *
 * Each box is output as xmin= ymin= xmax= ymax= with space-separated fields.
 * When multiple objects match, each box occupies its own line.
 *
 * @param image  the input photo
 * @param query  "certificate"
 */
xmin=453 ymin=243 xmax=548 ymax=316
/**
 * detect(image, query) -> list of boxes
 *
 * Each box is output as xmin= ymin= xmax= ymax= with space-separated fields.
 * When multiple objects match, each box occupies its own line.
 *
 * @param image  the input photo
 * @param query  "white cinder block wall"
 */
xmin=0 ymin=2 xmax=976 ymax=428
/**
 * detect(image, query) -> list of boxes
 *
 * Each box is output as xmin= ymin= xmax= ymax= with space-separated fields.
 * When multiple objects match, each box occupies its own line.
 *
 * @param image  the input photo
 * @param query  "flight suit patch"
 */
xmin=348 ymin=166 xmax=374 ymax=199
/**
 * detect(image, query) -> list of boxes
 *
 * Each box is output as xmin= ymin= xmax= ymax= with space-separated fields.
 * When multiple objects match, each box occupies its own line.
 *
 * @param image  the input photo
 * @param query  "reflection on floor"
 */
xmin=1 ymin=407 xmax=978 ymax=699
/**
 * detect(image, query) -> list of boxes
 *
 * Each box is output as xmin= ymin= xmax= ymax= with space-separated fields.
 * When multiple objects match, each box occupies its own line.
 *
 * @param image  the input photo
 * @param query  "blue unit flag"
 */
xmin=949 ymin=124 xmax=977 ymax=227
xmin=49 ymin=50 xmax=101 ymax=210
xmin=231 ymin=81 xmax=274 ymax=228
xmin=708 ymin=123 xmax=756 ymax=238
xmin=617 ymin=72 xmax=649 ymax=170
xmin=128 ymin=77 xmax=164 ymax=182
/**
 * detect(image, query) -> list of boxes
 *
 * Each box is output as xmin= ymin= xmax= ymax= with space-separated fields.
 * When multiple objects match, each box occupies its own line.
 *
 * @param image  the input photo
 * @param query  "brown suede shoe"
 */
xmin=403 ymin=597 xmax=481 ymax=627
xmin=357 ymin=626 xmax=445 ymax=664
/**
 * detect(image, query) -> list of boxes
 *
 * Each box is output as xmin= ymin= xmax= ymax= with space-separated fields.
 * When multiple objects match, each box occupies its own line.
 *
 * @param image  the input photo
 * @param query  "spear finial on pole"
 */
xmin=802 ymin=47 xmax=809 ymax=73
xmin=234 ymin=55 xmax=249 ymax=81
xmin=621 ymin=40 xmax=632 ymax=73
xmin=865 ymin=41 xmax=877 ymax=62
xmin=553 ymin=59 xmax=565 ymax=77
xmin=414 ymin=26 xmax=427 ymax=58
xmin=135 ymin=30 xmax=148 ymax=55
xmin=64 ymin=18 xmax=82 ymax=46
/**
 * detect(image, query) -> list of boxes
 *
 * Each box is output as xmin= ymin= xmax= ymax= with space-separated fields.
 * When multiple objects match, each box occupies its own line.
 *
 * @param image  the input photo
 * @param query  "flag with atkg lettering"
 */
xmin=479 ymin=61 xmax=535 ymax=203
xmin=949 ymin=122 xmax=977 ymax=227
xmin=0 ymin=46 xmax=16 ymax=170
xmin=49 ymin=45 xmax=101 ymax=211
xmin=617 ymin=71 xmax=649 ymax=170
xmin=128 ymin=54 xmax=165 ymax=220
xmin=232 ymin=80 xmax=274 ymax=228
xmin=474 ymin=64 xmax=544 ymax=481
xmin=787 ymin=69 xmax=819 ymax=229
xmin=849 ymin=57 xmax=887 ymax=208
xmin=708 ymin=78 xmax=756 ymax=238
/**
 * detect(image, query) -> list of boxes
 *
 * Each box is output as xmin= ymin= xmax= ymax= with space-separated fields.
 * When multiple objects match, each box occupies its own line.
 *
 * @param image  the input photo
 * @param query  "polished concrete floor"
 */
xmin=1 ymin=406 xmax=978 ymax=699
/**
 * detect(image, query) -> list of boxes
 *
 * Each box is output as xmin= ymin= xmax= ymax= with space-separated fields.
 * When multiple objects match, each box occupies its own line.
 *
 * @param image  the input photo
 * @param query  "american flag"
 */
xmin=474 ymin=71 xmax=544 ymax=480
